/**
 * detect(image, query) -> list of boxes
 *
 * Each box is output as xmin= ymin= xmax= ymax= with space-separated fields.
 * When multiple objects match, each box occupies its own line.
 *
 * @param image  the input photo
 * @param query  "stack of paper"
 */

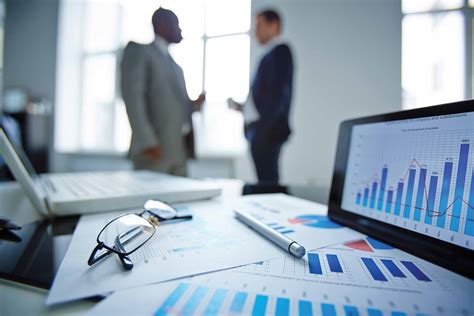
xmin=87 ymin=236 xmax=473 ymax=315
xmin=47 ymin=194 xmax=363 ymax=306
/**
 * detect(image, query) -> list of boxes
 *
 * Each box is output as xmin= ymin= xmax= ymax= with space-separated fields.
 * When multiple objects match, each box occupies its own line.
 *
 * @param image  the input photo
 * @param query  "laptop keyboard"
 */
xmin=46 ymin=172 xmax=170 ymax=198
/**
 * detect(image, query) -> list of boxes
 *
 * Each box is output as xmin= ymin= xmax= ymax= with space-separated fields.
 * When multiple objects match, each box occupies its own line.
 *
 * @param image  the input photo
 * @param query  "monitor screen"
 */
xmin=341 ymin=112 xmax=474 ymax=250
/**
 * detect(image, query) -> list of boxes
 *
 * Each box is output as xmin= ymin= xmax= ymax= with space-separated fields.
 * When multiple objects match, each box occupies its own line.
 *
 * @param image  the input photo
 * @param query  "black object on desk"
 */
xmin=0 ymin=216 xmax=22 ymax=231
xmin=0 ymin=216 xmax=79 ymax=289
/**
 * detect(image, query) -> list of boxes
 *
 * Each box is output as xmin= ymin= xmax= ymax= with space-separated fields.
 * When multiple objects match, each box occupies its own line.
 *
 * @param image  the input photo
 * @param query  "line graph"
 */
xmin=341 ymin=112 xmax=474 ymax=249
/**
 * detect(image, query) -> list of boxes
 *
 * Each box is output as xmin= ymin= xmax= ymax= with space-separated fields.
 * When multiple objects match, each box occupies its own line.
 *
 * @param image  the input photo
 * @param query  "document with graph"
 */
xmin=47 ymin=195 xmax=361 ymax=305
xmin=88 ymin=237 xmax=472 ymax=316
xmin=234 ymin=193 xmax=364 ymax=250
xmin=341 ymin=112 xmax=474 ymax=250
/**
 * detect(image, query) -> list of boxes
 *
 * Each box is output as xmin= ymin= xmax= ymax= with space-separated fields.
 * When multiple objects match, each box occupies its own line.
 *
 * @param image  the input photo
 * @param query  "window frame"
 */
xmin=402 ymin=0 xmax=473 ymax=109
xmin=76 ymin=0 xmax=250 ymax=153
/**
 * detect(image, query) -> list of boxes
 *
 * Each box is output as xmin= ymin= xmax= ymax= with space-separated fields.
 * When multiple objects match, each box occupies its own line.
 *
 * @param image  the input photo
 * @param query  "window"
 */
xmin=402 ymin=0 xmax=469 ymax=109
xmin=55 ymin=0 xmax=250 ymax=153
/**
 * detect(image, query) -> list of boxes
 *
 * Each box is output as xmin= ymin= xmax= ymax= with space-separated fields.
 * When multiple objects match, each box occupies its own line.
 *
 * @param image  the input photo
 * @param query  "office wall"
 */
xmin=235 ymin=0 xmax=402 ymax=199
xmin=3 ymin=0 xmax=59 ymax=169
xmin=4 ymin=0 xmax=58 ymax=107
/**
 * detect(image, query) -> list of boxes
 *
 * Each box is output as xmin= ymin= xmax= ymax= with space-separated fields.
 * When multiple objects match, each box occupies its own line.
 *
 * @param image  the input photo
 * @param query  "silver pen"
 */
xmin=234 ymin=209 xmax=306 ymax=258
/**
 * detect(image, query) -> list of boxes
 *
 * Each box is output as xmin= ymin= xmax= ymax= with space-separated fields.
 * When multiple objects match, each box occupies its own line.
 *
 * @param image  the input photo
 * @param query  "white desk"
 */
xmin=0 ymin=182 xmax=94 ymax=315
xmin=0 ymin=179 xmax=245 ymax=316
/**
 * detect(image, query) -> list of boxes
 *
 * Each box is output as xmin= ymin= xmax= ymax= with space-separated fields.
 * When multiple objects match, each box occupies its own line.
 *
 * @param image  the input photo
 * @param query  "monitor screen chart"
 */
xmin=341 ymin=112 xmax=474 ymax=250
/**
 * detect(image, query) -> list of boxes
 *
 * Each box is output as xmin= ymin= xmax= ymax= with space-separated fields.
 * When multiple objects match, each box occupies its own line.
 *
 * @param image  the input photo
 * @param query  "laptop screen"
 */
xmin=0 ymin=128 xmax=38 ymax=180
xmin=341 ymin=111 xmax=474 ymax=250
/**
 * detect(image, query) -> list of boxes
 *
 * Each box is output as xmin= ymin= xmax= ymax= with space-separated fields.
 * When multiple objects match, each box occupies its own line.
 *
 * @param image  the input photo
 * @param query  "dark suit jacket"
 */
xmin=249 ymin=43 xmax=293 ymax=142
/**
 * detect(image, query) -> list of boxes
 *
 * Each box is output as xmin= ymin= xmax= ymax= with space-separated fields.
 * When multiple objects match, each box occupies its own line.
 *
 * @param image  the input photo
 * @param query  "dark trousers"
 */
xmin=250 ymin=135 xmax=284 ymax=184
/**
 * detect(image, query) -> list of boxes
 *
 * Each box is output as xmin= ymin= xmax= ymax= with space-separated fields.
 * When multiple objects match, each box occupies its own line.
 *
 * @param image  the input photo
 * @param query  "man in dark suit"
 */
xmin=230 ymin=9 xmax=293 ymax=183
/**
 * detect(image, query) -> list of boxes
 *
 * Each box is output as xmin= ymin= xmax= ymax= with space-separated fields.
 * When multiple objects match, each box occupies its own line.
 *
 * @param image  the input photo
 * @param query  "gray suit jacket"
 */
xmin=120 ymin=41 xmax=193 ymax=170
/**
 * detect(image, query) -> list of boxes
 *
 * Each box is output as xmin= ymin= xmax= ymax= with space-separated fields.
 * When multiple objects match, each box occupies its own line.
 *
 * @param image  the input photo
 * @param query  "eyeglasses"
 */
xmin=87 ymin=200 xmax=192 ymax=270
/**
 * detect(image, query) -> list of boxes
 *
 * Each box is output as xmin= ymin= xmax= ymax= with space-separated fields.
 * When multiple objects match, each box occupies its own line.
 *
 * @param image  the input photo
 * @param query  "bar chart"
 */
xmin=89 ymin=241 xmax=473 ymax=316
xmin=360 ymin=257 xmax=431 ymax=283
xmin=153 ymin=282 xmax=429 ymax=316
xmin=235 ymin=245 xmax=445 ymax=294
xmin=352 ymin=142 xmax=473 ymax=234
xmin=341 ymin=113 xmax=474 ymax=249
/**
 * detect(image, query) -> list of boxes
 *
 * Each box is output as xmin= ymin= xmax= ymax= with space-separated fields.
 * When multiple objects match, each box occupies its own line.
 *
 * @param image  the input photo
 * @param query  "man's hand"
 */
xmin=192 ymin=93 xmax=206 ymax=111
xmin=141 ymin=146 xmax=161 ymax=161
xmin=227 ymin=98 xmax=243 ymax=111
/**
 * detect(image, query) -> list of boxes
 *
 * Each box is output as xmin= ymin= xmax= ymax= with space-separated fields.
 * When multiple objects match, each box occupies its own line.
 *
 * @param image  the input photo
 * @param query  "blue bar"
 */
xmin=394 ymin=182 xmax=404 ymax=216
xmin=321 ymin=303 xmax=337 ymax=316
xmin=298 ymin=300 xmax=313 ymax=316
xmin=403 ymin=168 xmax=416 ymax=218
xmin=273 ymin=226 xmax=286 ymax=230
xmin=464 ymin=169 xmax=474 ymax=236
xmin=308 ymin=253 xmax=323 ymax=275
xmin=437 ymin=161 xmax=453 ymax=228
xmin=401 ymin=261 xmax=431 ymax=281
xmin=356 ymin=193 xmax=361 ymax=205
xmin=230 ymin=292 xmax=248 ymax=314
xmin=280 ymin=229 xmax=295 ymax=234
xmin=424 ymin=175 xmax=438 ymax=225
xmin=344 ymin=305 xmax=359 ymax=316
xmin=370 ymin=181 xmax=378 ymax=208
xmin=362 ymin=258 xmax=387 ymax=281
xmin=367 ymin=308 xmax=383 ymax=316
xmin=450 ymin=143 xmax=470 ymax=231
xmin=181 ymin=286 xmax=208 ymax=315
xmin=363 ymin=188 xmax=369 ymax=207
xmin=203 ymin=289 xmax=228 ymax=316
xmin=252 ymin=295 xmax=268 ymax=316
xmin=326 ymin=254 xmax=343 ymax=273
xmin=381 ymin=259 xmax=406 ymax=278
xmin=385 ymin=189 xmax=394 ymax=213
xmin=154 ymin=283 xmax=190 ymax=316
xmin=275 ymin=298 xmax=290 ymax=316
xmin=391 ymin=312 xmax=407 ymax=316
xmin=413 ymin=168 xmax=427 ymax=221
xmin=377 ymin=167 xmax=388 ymax=210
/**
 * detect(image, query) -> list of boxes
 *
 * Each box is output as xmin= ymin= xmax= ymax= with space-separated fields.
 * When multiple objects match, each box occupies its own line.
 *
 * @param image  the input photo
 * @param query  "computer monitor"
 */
xmin=328 ymin=100 xmax=474 ymax=278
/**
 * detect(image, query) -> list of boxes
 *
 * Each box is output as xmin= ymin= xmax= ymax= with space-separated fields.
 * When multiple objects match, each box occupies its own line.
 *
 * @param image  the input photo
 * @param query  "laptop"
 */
xmin=0 ymin=128 xmax=221 ymax=216
xmin=327 ymin=100 xmax=473 ymax=278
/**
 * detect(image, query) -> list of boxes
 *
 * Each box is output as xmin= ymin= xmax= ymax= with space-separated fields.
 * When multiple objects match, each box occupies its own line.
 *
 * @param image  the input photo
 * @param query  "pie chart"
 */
xmin=288 ymin=215 xmax=342 ymax=229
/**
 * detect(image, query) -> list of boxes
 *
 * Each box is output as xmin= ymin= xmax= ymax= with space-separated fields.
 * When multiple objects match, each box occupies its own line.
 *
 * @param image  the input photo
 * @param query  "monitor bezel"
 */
xmin=328 ymin=99 xmax=474 ymax=279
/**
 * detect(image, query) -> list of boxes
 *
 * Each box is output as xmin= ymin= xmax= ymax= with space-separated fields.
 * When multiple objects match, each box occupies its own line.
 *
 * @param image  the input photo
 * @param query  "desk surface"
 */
xmin=0 ymin=179 xmax=327 ymax=315
xmin=0 ymin=179 xmax=253 ymax=315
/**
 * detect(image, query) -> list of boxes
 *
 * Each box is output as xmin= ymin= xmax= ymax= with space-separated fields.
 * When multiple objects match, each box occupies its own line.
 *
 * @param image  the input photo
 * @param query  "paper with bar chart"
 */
xmin=234 ymin=194 xmax=364 ymax=251
xmin=46 ymin=199 xmax=300 ymax=305
xmin=47 ymin=195 xmax=362 ymax=305
xmin=341 ymin=112 xmax=474 ymax=249
xmin=236 ymin=236 xmax=468 ymax=294
xmin=88 ymin=237 xmax=472 ymax=316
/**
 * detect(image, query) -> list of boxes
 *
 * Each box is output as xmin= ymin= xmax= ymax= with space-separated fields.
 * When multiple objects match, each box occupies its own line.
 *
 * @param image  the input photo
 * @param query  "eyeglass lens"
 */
xmin=98 ymin=214 xmax=155 ymax=254
xmin=143 ymin=200 xmax=178 ymax=220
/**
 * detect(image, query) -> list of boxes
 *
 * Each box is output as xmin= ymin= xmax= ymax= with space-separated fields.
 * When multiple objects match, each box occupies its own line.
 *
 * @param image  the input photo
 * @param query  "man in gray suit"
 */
xmin=120 ymin=8 xmax=204 ymax=176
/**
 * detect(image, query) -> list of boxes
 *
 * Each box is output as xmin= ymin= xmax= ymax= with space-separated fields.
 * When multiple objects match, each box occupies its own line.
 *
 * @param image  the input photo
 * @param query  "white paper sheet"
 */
xmin=47 ymin=195 xmax=362 ymax=305
xmin=234 ymin=193 xmax=365 ymax=251
xmin=88 ymin=237 xmax=473 ymax=316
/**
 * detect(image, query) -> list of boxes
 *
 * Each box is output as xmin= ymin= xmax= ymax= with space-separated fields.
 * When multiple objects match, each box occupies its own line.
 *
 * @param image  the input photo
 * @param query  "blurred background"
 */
xmin=0 ymin=0 xmax=470 ymax=202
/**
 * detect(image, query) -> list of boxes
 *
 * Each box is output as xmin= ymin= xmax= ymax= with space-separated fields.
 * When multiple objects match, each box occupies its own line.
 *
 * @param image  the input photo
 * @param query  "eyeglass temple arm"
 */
xmin=173 ymin=214 xmax=193 ymax=220
xmin=88 ymin=242 xmax=112 ymax=266
xmin=114 ymin=236 xmax=134 ymax=270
